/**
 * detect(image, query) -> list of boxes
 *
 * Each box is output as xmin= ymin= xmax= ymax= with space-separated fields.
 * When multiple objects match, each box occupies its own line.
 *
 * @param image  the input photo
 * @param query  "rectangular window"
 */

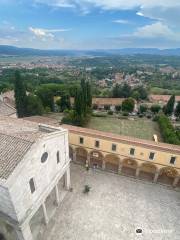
xmin=29 ymin=178 xmax=35 ymax=194
xmin=149 ymin=152 xmax=155 ymax=160
xmin=79 ymin=137 xmax=84 ymax=144
xmin=130 ymin=148 xmax=135 ymax=156
xmin=95 ymin=140 xmax=100 ymax=148
xmin=57 ymin=151 xmax=60 ymax=164
xmin=112 ymin=144 xmax=117 ymax=151
xmin=170 ymin=156 xmax=176 ymax=165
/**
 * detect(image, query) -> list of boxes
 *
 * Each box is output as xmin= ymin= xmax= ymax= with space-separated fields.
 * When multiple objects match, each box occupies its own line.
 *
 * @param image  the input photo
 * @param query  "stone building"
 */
xmin=0 ymin=116 xmax=70 ymax=240
xmin=64 ymin=124 xmax=180 ymax=188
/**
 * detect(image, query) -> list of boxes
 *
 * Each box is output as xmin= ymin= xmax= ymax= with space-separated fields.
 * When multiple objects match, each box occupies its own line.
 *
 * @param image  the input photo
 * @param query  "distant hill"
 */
xmin=1 ymin=45 xmax=180 ymax=57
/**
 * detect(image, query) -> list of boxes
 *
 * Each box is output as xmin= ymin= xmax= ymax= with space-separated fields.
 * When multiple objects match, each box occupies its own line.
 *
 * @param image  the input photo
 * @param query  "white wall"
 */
xmin=7 ymin=130 xmax=70 ymax=223
xmin=0 ymin=185 xmax=17 ymax=221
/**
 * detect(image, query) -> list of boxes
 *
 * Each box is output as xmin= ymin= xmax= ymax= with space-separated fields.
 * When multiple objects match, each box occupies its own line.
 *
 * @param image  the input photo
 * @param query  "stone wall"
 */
xmin=0 ymin=186 xmax=17 ymax=221
xmin=7 ymin=130 xmax=70 ymax=223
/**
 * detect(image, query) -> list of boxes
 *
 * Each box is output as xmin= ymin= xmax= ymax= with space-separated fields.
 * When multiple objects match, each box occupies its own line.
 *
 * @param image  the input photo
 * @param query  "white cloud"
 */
xmin=108 ymin=21 xmax=180 ymax=49
xmin=112 ymin=19 xmax=130 ymax=24
xmin=33 ymin=0 xmax=180 ymax=10
xmin=133 ymin=22 xmax=173 ymax=39
xmin=29 ymin=27 xmax=71 ymax=39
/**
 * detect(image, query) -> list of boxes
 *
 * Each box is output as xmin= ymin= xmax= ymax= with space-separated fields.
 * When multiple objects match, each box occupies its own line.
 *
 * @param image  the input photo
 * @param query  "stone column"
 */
xmin=42 ymin=202 xmax=49 ymax=225
xmin=15 ymin=224 xmax=33 ymax=240
xmin=153 ymin=171 xmax=159 ymax=183
xmin=73 ymin=150 xmax=76 ymax=162
xmin=87 ymin=153 xmax=90 ymax=165
xmin=55 ymin=184 xmax=60 ymax=206
xmin=102 ymin=159 xmax=106 ymax=170
xmin=118 ymin=163 xmax=122 ymax=174
xmin=173 ymin=176 xmax=180 ymax=188
xmin=135 ymin=167 xmax=140 ymax=178
xmin=65 ymin=167 xmax=71 ymax=190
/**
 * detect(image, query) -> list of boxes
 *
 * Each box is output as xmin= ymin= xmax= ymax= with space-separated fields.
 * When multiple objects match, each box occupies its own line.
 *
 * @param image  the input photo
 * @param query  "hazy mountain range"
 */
xmin=1 ymin=45 xmax=180 ymax=57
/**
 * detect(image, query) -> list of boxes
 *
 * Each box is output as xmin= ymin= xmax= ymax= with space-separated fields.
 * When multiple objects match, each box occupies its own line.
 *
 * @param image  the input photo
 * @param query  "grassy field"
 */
xmin=150 ymin=87 xmax=180 ymax=95
xmin=87 ymin=116 xmax=162 ymax=141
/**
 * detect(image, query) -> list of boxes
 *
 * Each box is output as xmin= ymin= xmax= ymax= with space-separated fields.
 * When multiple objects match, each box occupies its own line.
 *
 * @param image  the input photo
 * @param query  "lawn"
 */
xmin=87 ymin=116 xmax=162 ymax=141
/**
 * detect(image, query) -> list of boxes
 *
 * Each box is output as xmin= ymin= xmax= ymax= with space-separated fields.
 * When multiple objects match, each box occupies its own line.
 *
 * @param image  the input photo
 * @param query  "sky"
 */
xmin=0 ymin=0 xmax=180 ymax=49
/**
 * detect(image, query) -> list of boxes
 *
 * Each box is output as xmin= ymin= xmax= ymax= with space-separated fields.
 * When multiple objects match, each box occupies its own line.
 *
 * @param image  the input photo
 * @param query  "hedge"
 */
xmin=157 ymin=114 xmax=180 ymax=145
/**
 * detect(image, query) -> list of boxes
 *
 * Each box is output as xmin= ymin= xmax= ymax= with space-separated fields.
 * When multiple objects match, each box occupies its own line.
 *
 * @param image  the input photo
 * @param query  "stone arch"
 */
xmin=121 ymin=158 xmax=138 ymax=177
xmin=69 ymin=146 xmax=74 ymax=161
xmin=90 ymin=150 xmax=104 ymax=169
xmin=158 ymin=167 xmax=179 ymax=185
xmin=104 ymin=154 xmax=120 ymax=173
xmin=75 ymin=147 xmax=88 ymax=165
xmin=139 ymin=162 xmax=157 ymax=181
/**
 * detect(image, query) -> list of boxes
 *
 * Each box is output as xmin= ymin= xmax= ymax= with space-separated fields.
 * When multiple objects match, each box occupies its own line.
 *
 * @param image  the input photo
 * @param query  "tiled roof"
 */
xmin=0 ymin=133 xmax=33 ymax=180
xmin=0 ymin=101 xmax=16 ymax=116
xmin=150 ymin=95 xmax=180 ymax=103
xmin=0 ymin=116 xmax=44 ymax=180
xmin=0 ymin=116 xmax=62 ymax=181
xmin=0 ymin=116 xmax=41 ymax=142
xmin=62 ymin=124 xmax=180 ymax=155
xmin=23 ymin=116 xmax=60 ymax=127
xmin=70 ymin=97 xmax=128 ymax=106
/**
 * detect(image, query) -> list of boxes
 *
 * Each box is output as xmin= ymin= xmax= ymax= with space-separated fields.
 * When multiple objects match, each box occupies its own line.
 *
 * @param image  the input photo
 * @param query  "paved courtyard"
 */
xmin=38 ymin=163 xmax=180 ymax=240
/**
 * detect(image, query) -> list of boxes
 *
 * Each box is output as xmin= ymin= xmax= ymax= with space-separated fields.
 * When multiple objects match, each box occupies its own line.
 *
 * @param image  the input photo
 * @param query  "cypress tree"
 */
xmin=175 ymin=101 xmax=180 ymax=117
xmin=86 ymin=81 xmax=92 ymax=108
xmin=14 ymin=70 xmax=27 ymax=118
xmin=164 ymin=95 xmax=175 ymax=115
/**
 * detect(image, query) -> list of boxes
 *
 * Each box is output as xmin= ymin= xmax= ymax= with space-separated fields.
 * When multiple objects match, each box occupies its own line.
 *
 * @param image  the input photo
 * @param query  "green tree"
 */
xmin=26 ymin=95 xmax=44 ymax=116
xmin=150 ymin=104 xmax=161 ymax=114
xmin=56 ymin=95 xmax=71 ymax=112
xmin=134 ymin=86 xmax=148 ymax=100
xmin=164 ymin=95 xmax=175 ymax=115
xmin=132 ymin=91 xmax=140 ymax=101
xmin=63 ymin=79 xmax=92 ymax=126
xmin=157 ymin=114 xmax=180 ymax=145
xmin=14 ymin=70 xmax=27 ymax=118
xmin=122 ymin=83 xmax=131 ymax=98
xmin=139 ymin=104 xmax=148 ymax=114
xmin=36 ymin=85 xmax=54 ymax=111
xmin=115 ymin=105 xmax=121 ymax=112
xmin=122 ymin=98 xmax=135 ymax=113
xmin=175 ymin=101 xmax=180 ymax=117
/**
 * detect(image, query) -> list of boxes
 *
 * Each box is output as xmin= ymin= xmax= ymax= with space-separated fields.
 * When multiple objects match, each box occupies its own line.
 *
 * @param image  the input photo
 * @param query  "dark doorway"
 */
xmin=0 ymin=233 xmax=5 ymax=240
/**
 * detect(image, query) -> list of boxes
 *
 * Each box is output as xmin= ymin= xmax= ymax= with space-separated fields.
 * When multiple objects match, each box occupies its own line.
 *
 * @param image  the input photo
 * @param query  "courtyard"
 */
xmin=34 ymin=163 xmax=180 ymax=240
xmin=87 ymin=116 xmax=162 ymax=141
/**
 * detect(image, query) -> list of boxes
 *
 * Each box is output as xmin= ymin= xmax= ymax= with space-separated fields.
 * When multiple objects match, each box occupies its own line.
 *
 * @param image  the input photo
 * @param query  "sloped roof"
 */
xmin=0 ymin=116 xmax=47 ymax=181
xmin=23 ymin=116 xmax=60 ymax=127
xmin=70 ymin=97 xmax=127 ymax=106
xmin=0 ymin=101 xmax=16 ymax=116
xmin=150 ymin=95 xmax=180 ymax=103
xmin=0 ymin=133 xmax=33 ymax=180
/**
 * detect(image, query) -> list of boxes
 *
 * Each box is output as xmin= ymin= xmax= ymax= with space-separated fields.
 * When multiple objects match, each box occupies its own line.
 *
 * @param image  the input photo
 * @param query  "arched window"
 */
xmin=29 ymin=178 xmax=35 ymax=194
xmin=57 ymin=151 xmax=60 ymax=164
xmin=41 ymin=152 xmax=48 ymax=163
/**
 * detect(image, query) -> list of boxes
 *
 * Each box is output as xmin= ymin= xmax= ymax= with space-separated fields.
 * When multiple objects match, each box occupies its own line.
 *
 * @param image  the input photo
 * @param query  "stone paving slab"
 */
xmin=40 ymin=163 xmax=180 ymax=240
